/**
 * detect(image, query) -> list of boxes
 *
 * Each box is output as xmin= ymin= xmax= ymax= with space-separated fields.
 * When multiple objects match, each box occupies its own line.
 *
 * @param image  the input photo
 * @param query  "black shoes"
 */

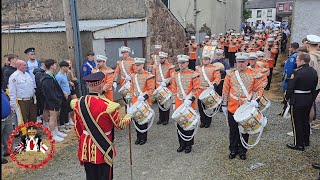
xmin=135 ymin=139 xmax=141 ymax=145
xmin=312 ymin=163 xmax=320 ymax=169
xmin=204 ymin=124 xmax=210 ymax=128
xmin=156 ymin=121 xmax=162 ymax=125
xmin=286 ymin=143 xmax=305 ymax=151
xmin=139 ymin=140 xmax=146 ymax=145
xmin=162 ymin=121 xmax=168 ymax=125
xmin=200 ymin=123 xmax=205 ymax=128
xmin=177 ymin=146 xmax=185 ymax=152
xmin=239 ymin=153 xmax=246 ymax=160
xmin=185 ymin=146 xmax=192 ymax=153
xmin=304 ymin=142 xmax=310 ymax=147
xmin=229 ymin=152 xmax=237 ymax=159
xmin=2 ymin=158 xmax=8 ymax=164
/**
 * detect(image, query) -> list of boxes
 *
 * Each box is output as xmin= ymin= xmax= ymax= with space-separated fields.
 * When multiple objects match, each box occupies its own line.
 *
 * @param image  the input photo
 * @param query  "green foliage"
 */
xmin=243 ymin=9 xmax=252 ymax=20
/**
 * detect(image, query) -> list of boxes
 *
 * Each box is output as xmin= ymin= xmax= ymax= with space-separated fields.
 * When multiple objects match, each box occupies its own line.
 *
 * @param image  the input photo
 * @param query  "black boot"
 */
xmin=239 ymin=153 xmax=246 ymax=160
xmin=177 ymin=146 xmax=184 ymax=152
xmin=156 ymin=120 xmax=162 ymax=125
xmin=185 ymin=146 xmax=192 ymax=153
xmin=200 ymin=123 xmax=205 ymax=128
xmin=229 ymin=152 xmax=237 ymax=159
xmin=135 ymin=139 xmax=141 ymax=145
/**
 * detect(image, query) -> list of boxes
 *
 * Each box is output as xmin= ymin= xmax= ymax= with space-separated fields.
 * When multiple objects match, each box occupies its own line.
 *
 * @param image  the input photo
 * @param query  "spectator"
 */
xmin=2 ymin=54 xmax=18 ymax=90
xmin=66 ymin=60 xmax=79 ymax=99
xmin=81 ymin=51 xmax=96 ymax=95
xmin=1 ymin=55 xmax=9 ymax=81
xmin=282 ymin=42 xmax=299 ymax=91
xmin=55 ymin=61 xmax=72 ymax=133
xmin=41 ymin=59 xmax=66 ymax=142
xmin=1 ymin=89 xmax=12 ymax=164
xmin=24 ymin=47 xmax=40 ymax=88
xmin=33 ymin=60 xmax=46 ymax=123
xmin=281 ymin=29 xmax=288 ymax=53
xmin=8 ymin=60 xmax=36 ymax=136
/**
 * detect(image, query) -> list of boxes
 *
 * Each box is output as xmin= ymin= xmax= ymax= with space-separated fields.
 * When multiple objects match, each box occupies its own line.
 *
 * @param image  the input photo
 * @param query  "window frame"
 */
xmin=279 ymin=4 xmax=284 ymax=11
xmin=257 ymin=10 xmax=262 ymax=18
xmin=267 ymin=9 xmax=272 ymax=17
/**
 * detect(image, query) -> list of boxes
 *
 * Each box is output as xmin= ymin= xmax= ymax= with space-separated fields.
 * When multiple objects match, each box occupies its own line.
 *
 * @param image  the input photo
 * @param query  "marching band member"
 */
xmin=73 ymin=72 xmax=131 ymax=180
xmin=149 ymin=44 xmax=162 ymax=72
xmin=196 ymin=54 xmax=221 ymax=128
xmin=248 ymin=53 xmax=269 ymax=88
xmin=212 ymin=49 xmax=230 ymax=98
xmin=130 ymin=58 xmax=155 ymax=145
xmin=222 ymin=54 xmax=264 ymax=160
xmin=188 ymin=36 xmax=198 ymax=71
xmin=113 ymin=46 xmax=135 ymax=97
xmin=169 ymin=55 xmax=201 ymax=153
xmin=228 ymin=33 xmax=238 ymax=68
xmin=91 ymin=55 xmax=115 ymax=101
xmin=152 ymin=52 xmax=175 ymax=125
xmin=263 ymin=38 xmax=278 ymax=90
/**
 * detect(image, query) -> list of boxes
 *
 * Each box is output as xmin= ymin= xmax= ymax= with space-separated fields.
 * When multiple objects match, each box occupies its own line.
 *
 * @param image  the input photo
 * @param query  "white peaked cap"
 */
xmin=96 ymin=55 xmax=108 ymax=61
xmin=134 ymin=57 xmax=146 ymax=64
xmin=120 ymin=46 xmax=131 ymax=53
xmin=177 ymin=55 xmax=190 ymax=62
xmin=159 ymin=51 xmax=168 ymax=58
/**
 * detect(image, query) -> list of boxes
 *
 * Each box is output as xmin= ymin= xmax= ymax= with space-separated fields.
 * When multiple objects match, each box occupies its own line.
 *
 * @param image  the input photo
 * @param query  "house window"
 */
xmin=279 ymin=4 xmax=284 ymax=11
xmin=267 ymin=9 xmax=272 ymax=17
xmin=289 ymin=4 xmax=293 ymax=11
xmin=257 ymin=10 xmax=262 ymax=18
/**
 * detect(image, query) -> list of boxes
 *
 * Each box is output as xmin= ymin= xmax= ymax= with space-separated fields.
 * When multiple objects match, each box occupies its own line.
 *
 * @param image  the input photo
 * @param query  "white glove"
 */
xmin=209 ymin=84 xmax=216 ymax=89
xmin=138 ymin=95 xmax=145 ymax=102
xmin=103 ymin=85 xmax=107 ymax=91
xmin=127 ymin=107 xmax=133 ymax=114
xmin=160 ymin=82 xmax=167 ymax=87
xmin=173 ymin=104 xmax=175 ymax=110
xmin=250 ymin=100 xmax=259 ymax=108
xmin=222 ymin=106 xmax=228 ymax=117
xmin=113 ymin=82 xmax=117 ymax=90
xmin=125 ymin=75 xmax=131 ymax=81
xmin=184 ymin=99 xmax=192 ymax=107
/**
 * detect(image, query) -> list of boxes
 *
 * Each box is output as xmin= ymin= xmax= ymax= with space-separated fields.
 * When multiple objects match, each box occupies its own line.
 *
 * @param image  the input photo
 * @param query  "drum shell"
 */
xmin=153 ymin=86 xmax=172 ymax=105
xmin=172 ymin=105 xmax=198 ymax=131
xmin=199 ymin=88 xmax=222 ymax=110
xmin=118 ymin=81 xmax=131 ymax=97
xmin=131 ymin=101 xmax=153 ymax=125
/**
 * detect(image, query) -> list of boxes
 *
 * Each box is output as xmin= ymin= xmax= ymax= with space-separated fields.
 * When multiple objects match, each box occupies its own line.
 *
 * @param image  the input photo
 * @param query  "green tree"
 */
xmin=243 ymin=9 xmax=252 ymax=20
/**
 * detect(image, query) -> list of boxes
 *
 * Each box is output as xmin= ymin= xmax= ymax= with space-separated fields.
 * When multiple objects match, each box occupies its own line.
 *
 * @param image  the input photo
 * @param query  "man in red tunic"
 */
xmin=73 ymin=72 xmax=131 ymax=180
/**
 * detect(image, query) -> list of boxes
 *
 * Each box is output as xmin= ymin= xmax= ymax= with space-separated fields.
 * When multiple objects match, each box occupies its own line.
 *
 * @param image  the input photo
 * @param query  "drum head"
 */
xmin=233 ymin=103 xmax=255 ymax=123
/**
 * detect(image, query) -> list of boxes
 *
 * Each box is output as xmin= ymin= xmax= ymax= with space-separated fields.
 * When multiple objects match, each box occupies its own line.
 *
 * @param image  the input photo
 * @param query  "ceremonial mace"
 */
xmin=124 ymin=94 xmax=134 ymax=180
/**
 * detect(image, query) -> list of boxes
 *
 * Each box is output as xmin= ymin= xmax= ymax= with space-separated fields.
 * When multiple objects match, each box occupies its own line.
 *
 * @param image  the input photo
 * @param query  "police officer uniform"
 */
xmin=8 ymin=69 xmax=37 ymax=128
xmin=285 ymin=63 xmax=318 ymax=151
xmin=282 ymin=51 xmax=297 ymax=91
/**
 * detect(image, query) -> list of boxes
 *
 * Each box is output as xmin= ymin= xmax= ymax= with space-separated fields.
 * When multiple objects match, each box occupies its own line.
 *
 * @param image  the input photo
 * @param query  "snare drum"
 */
xmin=152 ymin=86 xmax=172 ymax=105
xmin=118 ymin=81 xmax=131 ymax=97
xmin=172 ymin=105 xmax=199 ymax=131
xmin=131 ymin=101 xmax=153 ymax=125
xmin=199 ymin=88 xmax=222 ymax=110
xmin=233 ymin=103 xmax=267 ymax=135
xmin=258 ymin=96 xmax=271 ymax=112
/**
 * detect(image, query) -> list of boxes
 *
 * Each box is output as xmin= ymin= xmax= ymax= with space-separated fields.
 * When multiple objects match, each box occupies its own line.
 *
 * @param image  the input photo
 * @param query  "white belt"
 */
xmin=230 ymin=93 xmax=250 ymax=101
xmin=17 ymin=97 xmax=33 ymax=101
xmin=83 ymin=130 xmax=111 ymax=136
xmin=294 ymin=90 xmax=311 ymax=94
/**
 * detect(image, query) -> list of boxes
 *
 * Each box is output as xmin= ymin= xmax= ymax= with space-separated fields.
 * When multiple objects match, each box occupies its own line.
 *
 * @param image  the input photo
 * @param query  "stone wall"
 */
xmin=1 ymin=31 xmax=93 ymax=65
xmin=146 ymin=0 xmax=186 ymax=65
xmin=1 ymin=0 xmax=146 ymax=23
xmin=291 ymin=0 xmax=320 ymax=44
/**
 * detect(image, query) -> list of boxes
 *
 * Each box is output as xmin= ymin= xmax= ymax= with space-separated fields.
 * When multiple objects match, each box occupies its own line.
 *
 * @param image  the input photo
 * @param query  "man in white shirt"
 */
xmin=8 ymin=60 xmax=37 ymax=135
xmin=25 ymin=47 xmax=40 ymax=88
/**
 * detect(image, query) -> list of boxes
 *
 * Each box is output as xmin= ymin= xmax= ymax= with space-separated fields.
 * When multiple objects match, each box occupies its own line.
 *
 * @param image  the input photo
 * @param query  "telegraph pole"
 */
xmin=62 ymin=0 xmax=83 ymax=96
xmin=194 ymin=0 xmax=197 ymax=38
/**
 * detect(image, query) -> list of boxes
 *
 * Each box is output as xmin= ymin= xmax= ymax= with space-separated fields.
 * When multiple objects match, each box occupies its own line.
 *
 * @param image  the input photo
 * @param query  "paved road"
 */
xmin=15 ymin=101 xmax=320 ymax=180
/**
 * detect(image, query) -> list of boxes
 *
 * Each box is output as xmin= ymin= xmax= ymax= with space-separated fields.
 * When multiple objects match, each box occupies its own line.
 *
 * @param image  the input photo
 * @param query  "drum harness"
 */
xmin=132 ymin=74 xmax=155 ymax=133
xmin=201 ymin=66 xmax=221 ymax=117
xmin=235 ymin=70 xmax=266 ymax=149
xmin=156 ymin=64 xmax=173 ymax=112
xmin=174 ymin=73 xmax=200 ymax=142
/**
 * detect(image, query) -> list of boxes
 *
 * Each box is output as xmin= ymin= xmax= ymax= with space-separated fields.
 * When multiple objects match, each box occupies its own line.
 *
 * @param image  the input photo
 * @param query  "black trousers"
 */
xmin=159 ymin=106 xmax=170 ymax=123
xmin=198 ymin=99 xmax=212 ymax=126
xmin=266 ymin=68 xmax=273 ymax=90
xmin=135 ymin=121 xmax=148 ymax=141
xmin=177 ymin=124 xmax=194 ymax=147
xmin=290 ymin=105 xmax=311 ymax=146
xmin=224 ymin=46 xmax=229 ymax=59
xmin=59 ymin=95 xmax=71 ymax=125
xmin=228 ymin=52 xmax=236 ymax=68
xmin=188 ymin=59 xmax=196 ymax=71
xmin=36 ymin=92 xmax=45 ymax=116
xmin=228 ymin=111 xmax=249 ymax=154
xmin=84 ymin=162 xmax=112 ymax=180
xmin=216 ymin=80 xmax=224 ymax=96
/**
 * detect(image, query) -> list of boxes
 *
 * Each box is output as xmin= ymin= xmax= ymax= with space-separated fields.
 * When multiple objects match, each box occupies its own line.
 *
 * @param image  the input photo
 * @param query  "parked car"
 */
xmin=274 ymin=21 xmax=281 ymax=28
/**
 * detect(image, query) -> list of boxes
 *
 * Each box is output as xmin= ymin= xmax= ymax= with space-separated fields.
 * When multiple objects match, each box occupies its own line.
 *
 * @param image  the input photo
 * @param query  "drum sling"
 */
xmin=78 ymin=96 xmax=114 ymax=166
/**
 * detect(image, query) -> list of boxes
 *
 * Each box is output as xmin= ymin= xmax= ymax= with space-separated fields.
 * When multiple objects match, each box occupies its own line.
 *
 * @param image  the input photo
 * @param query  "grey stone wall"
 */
xmin=146 ymin=0 xmax=186 ymax=65
xmin=291 ymin=0 xmax=320 ymax=44
xmin=1 ymin=0 xmax=146 ymax=23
